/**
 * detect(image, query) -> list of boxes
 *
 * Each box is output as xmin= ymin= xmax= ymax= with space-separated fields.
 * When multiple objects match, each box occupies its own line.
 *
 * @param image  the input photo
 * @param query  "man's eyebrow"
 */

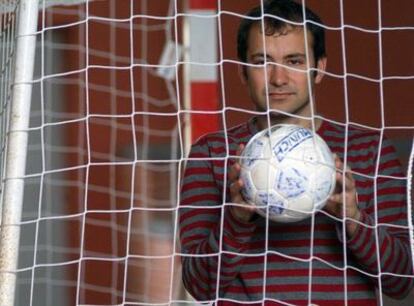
xmin=249 ymin=52 xmax=266 ymax=58
xmin=248 ymin=52 xmax=307 ymax=59
xmin=284 ymin=53 xmax=306 ymax=59
xmin=248 ymin=53 xmax=273 ymax=62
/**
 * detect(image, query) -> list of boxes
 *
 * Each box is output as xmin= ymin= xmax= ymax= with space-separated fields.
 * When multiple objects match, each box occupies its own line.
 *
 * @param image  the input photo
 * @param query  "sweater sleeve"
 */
xmin=179 ymin=137 xmax=256 ymax=301
xmin=343 ymin=137 xmax=414 ymax=299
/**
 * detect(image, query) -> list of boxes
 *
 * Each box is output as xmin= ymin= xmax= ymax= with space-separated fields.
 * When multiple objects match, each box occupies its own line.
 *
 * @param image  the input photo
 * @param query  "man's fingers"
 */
xmin=229 ymin=178 xmax=243 ymax=193
xmin=329 ymin=193 xmax=343 ymax=204
xmin=228 ymin=162 xmax=241 ymax=182
xmin=229 ymin=178 xmax=246 ymax=204
xmin=228 ymin=143 xmax=245 ymax=181
xmin=236 ymin=143 xmax=245 ymax=156
xmin=344 ymin=170 xmax=355 ymax=191
xmin=333 ymin=153 xmax=343 ymax=170
xmin=335 ymin=168 xmax=355 ymax=191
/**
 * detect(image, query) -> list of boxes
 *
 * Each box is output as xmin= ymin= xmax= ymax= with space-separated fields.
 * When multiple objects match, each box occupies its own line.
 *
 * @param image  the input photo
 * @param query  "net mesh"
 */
xmin=0 ymin=0 xmax=17 ymax=226
xmin=0 ymin=0 xmax=413 ymax=305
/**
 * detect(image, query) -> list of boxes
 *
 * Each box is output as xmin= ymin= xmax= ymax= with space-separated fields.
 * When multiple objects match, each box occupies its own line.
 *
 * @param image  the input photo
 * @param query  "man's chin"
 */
xmin=268 ymin=110 xmax=292 ymax=118
xmin=255 ymin=112 xmax=293 ymax=128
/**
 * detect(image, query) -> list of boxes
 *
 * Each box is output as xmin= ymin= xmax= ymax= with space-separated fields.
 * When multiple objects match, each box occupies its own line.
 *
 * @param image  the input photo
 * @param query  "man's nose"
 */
xmin=268 ymin=62 xmax=288 ymax=86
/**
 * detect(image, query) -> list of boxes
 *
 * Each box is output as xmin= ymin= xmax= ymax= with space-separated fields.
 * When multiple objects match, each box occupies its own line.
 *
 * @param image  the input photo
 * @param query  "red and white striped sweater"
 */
xmin=179 ymin=117 xmax=413 ymax=305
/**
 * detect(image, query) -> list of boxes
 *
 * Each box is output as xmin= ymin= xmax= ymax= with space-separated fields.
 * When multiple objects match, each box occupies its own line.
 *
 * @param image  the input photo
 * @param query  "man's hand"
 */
xmin=227 ymin=144 xmax=256 ymax=223
xmin=324 ymin=155 xmax=361 ymax=237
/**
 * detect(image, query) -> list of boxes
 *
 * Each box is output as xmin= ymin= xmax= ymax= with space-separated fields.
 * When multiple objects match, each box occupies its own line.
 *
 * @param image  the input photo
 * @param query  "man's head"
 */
xmin=236 ymin=0 xmax=327 ymax=127
xmin=237 ymin=0 xmax=326 ymax=71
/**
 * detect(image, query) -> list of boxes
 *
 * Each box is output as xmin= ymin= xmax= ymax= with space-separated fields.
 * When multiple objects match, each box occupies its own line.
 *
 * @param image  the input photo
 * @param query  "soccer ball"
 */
xmin=239 ymin=124 xmax=336 ymax=223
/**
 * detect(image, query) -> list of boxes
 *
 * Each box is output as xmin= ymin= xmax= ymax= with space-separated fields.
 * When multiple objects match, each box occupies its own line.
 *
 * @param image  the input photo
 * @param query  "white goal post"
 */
xmin=0 ymin=0 xmax=413 ymax=306
xmin=0 ymin=1 xmax=39 ymax=305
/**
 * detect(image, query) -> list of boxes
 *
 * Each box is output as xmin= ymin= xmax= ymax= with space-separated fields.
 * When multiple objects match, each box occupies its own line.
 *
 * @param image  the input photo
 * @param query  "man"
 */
xmin=179 ymin=0 xmax=413 ymax=305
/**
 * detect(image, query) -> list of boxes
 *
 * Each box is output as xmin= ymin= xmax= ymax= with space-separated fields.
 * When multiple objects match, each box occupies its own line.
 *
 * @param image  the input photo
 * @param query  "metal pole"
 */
xmin=0 ymin=0 xmax=39 ymax=305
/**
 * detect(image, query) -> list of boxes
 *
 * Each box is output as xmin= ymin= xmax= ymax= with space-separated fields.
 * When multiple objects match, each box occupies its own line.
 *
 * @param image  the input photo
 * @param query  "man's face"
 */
xmin=240 ymin=23 xmax=326 ymax=122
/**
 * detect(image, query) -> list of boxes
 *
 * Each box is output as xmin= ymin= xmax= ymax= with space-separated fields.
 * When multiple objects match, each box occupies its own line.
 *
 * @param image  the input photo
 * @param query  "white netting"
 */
xmin=0 ymin=0 xmax=413 ymax=305
xmin=0 ymin=0 xmax=89 ymax=13
xmin=0 ymin=0 xmax=17 ymax=224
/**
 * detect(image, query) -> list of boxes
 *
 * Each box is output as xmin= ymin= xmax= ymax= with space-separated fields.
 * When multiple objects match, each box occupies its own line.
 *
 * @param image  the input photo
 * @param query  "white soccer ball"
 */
xmin=239 ymin=124 xmax=336 ymax=223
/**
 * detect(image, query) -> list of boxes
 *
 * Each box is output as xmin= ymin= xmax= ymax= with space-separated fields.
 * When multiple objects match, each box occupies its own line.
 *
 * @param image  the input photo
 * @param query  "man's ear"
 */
xmin=315 ymin=56 xmax=327 ymax=84
xmin=238 ymin=64 xmax=248 ymax=85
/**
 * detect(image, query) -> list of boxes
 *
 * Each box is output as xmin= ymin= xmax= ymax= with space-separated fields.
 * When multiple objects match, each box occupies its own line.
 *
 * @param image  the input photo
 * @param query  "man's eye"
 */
xmin=252 ymin=60 xmax=265 ymax=66
xmin=287 ymin=59 xmax=304 ymax=66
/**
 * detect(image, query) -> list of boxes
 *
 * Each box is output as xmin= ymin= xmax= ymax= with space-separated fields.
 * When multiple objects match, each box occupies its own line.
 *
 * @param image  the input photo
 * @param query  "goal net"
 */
xmin=0 ymin=0 xmax=413 ymax=305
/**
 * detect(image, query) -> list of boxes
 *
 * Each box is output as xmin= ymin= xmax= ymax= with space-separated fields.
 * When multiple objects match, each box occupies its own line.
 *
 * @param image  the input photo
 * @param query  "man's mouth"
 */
xmin=268 ymin=92 xmax=293 ymax=100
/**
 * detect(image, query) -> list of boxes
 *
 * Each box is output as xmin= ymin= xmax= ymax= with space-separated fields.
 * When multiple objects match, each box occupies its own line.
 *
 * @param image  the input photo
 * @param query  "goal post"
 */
xmin=0 ymin=1 xmax=39 ymax=305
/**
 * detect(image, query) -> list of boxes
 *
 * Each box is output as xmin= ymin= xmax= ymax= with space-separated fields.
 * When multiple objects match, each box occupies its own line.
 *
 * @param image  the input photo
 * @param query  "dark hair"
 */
xmin=237 ymin=0 xmax=326 ymax=65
